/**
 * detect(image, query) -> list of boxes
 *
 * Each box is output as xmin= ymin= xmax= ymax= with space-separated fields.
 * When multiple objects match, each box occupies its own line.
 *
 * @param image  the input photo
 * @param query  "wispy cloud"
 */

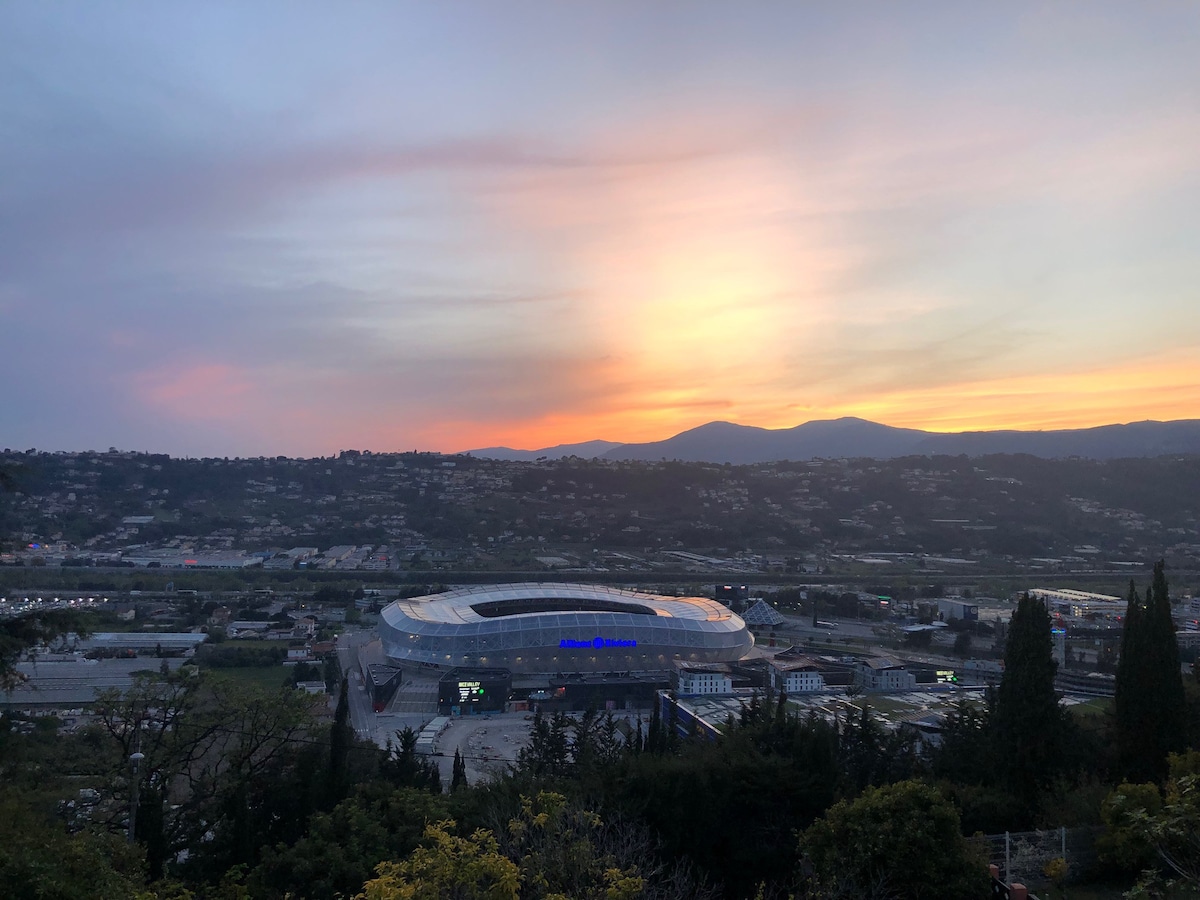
xmin=1 ymin=3 xmax=1198 ymax=455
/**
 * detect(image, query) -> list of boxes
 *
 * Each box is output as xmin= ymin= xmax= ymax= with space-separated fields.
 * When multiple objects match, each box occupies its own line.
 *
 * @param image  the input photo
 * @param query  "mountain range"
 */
xmin=464 ymin=417 xmax=1200 ymax=464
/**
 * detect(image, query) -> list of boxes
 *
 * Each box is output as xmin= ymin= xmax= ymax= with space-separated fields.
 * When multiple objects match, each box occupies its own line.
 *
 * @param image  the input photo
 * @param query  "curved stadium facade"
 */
xmin=378 ymin=583 xmax=753 ymax=676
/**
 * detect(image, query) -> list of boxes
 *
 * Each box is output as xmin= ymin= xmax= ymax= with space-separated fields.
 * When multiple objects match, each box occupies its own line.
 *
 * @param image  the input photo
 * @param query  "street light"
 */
xmin=127 ymin=751 xmax=145 ymax=844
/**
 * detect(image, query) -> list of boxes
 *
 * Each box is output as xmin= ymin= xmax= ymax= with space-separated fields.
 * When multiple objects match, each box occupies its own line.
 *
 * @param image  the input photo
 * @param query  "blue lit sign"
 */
xmin=560 ymin=637 xmax=637 ymax=649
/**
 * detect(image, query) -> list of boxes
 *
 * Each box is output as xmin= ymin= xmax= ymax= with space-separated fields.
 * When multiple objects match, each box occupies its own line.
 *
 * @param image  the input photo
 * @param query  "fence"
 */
xmin=967 ymin=826 xmax=1103 ymax=887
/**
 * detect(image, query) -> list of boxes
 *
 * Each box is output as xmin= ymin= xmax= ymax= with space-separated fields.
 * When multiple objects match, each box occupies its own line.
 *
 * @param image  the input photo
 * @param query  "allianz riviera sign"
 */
xmin=559 ymin=637 xmax=638 ymax=649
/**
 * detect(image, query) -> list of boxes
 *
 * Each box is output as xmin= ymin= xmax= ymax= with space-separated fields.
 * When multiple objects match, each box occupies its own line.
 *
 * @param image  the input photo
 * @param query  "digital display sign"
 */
xmin=559 ymin=637 xmax=637 ymax=649
xmin=457 ymin=680 xmax=484 ymax=703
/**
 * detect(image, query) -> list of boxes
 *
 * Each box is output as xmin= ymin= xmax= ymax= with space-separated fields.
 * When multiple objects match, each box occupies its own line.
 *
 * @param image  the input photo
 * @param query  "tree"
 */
xmin=357 ymin=793 xmax=710 ymax=900
xmin=0 ymin=608 xmax=94 ymax=690
xmin=1126 ymin=774 xmax=1200 ymax=897
xmin=250 ymin=783 xmax=450 ymax=900
xmin=990 ymin=593 xmax=1068 ymax=812
xmin=798 ymin=780 xmax=988 ymax=900
xmin=382 ymin=726 xmax=441 ymax=793
xmin=92 ymin=672 xmax=318 ymax=881
xmin=0 ymin=794 xmax=151 ymax=900
xmin=1115 ymin=561 xmax=1188 ymax=784
xmin=328 ymin=677 xmax=353 ymax=806
xmin=1096 ymin=781 xmax=1163 ymax=876
xmin=355 ymin=819 xmax=520 ymax=900
xmin=953 ymin=631 xmax=972 ymax=657
xmin=452 ymin=748 xmax=468 ymax=792
xmin=515 ymin=710 xmax=571 ymax=777
xmin=931 ymin=697 xmax=991 ymax=785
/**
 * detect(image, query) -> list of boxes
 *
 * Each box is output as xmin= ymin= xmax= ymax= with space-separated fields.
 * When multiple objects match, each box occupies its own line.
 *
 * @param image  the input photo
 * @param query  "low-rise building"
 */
xmin=857 ymin=656 xmax=916 ymax=691
xmin=673 ymin=663 xmax=734 ymax=695
xmin=768 ymin=656 xmax=827 ymax=693
xmin=937 ymin=598 xmax=978 ymax=622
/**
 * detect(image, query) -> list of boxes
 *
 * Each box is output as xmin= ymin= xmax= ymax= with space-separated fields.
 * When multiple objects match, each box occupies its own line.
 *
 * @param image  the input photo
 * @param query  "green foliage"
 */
xmin=588 ymin=705 xmax=840 ymax=897
xmin=1097 ymin=781 xmax=1163 ymax=876
xmin=288 ymin=660 xmax=322 ymax=685
xmin=930 ymin=697 xmax=992 ymax=785
xmin=991 ymin=594 xmax=1071 ymax=813
xmin=513 ymin=710 xmax=576 ymax=778
xmin=1127 ymin=774 xmax=1200 ymax=895
xmin=381 ymin=727 xmax=442 ymax=794
xmin=1115 ymin=562 xmax=1188 ymax=784
xmin=0 ymin=794 xmax=150 ymax=900
xmin=356 ymin=791 xmax=710 ymax=900
xmin=836 ymin=703 xmax=924 ymax=796
xmin=250 ymin=783 xmax=450 ymax=900
xmin=0 ymin=608 xmax=95 ymax=689
xmin=798 ymin=780 xmax=989 ymax=900
xmin=501 ymin=792 xmax=645 ymax=900
xmin=92 ymin=671 xmax=322 ymax=881
xmin=356 ymin=819 xmax=521 ymax=900
xmin=195 ymin=642 xmax=286 ymax=668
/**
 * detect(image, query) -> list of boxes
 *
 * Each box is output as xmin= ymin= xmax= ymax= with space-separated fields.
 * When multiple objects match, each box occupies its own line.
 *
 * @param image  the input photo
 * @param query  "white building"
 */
xmin=674 ymin=664 xmax=733 ymax=695
xmin=857 ymin=656 xmax=916 ymax=691
xmin=768 ymin=657 xmax=827 ymax=693
xmin=1027 ymin=588 xmax=1122 ymax=618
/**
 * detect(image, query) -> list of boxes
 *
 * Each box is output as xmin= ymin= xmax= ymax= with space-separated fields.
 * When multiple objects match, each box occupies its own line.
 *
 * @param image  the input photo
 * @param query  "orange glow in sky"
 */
xmin=5 ymin=4 xmax=1200 ymax=457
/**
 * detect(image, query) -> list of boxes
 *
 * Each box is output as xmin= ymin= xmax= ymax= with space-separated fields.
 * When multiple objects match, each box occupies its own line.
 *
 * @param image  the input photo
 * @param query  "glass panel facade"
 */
xmin=379 ymin=583 xmax=753 ymax=675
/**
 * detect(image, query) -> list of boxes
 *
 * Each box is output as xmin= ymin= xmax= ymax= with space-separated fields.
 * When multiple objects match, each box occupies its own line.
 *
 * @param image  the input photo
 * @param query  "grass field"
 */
xmin=1068 ymin=697 xmax=1113 ymax=718
xmin=202 ymin=665 xmax=294 ymax=692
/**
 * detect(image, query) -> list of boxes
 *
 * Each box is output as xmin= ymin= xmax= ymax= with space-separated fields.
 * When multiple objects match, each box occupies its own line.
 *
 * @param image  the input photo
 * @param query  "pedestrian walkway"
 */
xmin=389 ymin=678 xmax=439 ymax=713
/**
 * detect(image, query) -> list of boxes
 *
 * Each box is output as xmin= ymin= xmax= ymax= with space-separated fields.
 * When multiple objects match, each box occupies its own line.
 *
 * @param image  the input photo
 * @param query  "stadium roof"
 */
xmin=386 ymin=583 xmax=737 ymax=625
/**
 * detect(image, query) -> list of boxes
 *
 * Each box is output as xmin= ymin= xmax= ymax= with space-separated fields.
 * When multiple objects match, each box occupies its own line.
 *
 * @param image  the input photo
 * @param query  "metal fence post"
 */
xmin=1005 ymin=831 xmax=1011 ymax=882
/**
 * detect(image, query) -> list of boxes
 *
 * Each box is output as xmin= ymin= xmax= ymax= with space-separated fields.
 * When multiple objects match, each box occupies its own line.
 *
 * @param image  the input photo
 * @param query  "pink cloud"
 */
xmin=131 ymin=363 xmax=255 ymax=421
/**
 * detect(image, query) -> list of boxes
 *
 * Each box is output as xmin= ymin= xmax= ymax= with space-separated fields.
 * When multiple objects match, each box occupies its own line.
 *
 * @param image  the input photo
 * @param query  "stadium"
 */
xmin=378 ymin=583 xmax=754 ymax=676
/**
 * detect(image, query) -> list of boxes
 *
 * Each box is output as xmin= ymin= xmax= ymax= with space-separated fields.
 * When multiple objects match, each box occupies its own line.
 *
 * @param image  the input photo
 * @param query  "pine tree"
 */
xmin=1115 ymin=560 xmax=1187 ymax=783
xmin=990 ymin=593 xmax=1067 ymax=812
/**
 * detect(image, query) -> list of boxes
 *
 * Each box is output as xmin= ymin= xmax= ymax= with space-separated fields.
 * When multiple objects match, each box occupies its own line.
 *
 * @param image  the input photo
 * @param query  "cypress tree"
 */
xmin=451 ymin=747 xmax=467 ymax=791
xmin=647 ymin=702 xmax=664 ymax=755
xmin=990 ymin=593 xmax=1067 ymax=812
xmin=326 ymin=677 xmax=352 ymax=807
xmin=1114 ymin=579 xmax=1145 ymax=779
xmin=1115 ymin=560 xmax=1187 ymax=783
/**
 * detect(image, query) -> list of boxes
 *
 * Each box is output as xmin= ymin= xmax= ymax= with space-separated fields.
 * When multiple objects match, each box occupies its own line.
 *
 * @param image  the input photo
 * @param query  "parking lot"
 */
xmin=432 ymin=711 xmax=536 ymax=784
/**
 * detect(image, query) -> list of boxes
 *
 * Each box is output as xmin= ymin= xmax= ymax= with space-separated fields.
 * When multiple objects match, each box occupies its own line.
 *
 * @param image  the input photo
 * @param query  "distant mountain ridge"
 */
xmin=465 ymin=439 xmax=625 ymax=462
xmin=464 ymin=417 xmax=1200 ymax=463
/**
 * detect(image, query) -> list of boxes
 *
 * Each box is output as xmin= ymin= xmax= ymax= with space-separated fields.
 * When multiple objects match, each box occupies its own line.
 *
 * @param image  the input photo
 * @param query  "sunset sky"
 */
xmin=2 ymin=3 xmax=1199 ymax=457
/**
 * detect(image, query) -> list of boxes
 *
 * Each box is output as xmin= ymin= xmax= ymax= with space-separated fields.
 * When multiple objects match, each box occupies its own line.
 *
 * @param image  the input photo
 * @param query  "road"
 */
xmin=774 ymin=613 xmax=882 ymax=642
xmin=336 ymin=630 xmax=377 ymax=742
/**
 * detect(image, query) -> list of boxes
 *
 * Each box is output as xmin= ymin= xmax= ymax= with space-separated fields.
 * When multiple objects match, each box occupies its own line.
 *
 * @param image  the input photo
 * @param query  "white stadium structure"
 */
xmin=378 ymin=583 xmax=754 ymax=676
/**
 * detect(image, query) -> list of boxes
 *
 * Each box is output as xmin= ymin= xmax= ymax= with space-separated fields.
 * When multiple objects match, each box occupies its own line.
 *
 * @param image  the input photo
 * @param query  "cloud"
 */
xmin=131 ymin=363 xmax=255 ymax=420
xmin=2 ymin=3 xmax=1199 ymax=455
